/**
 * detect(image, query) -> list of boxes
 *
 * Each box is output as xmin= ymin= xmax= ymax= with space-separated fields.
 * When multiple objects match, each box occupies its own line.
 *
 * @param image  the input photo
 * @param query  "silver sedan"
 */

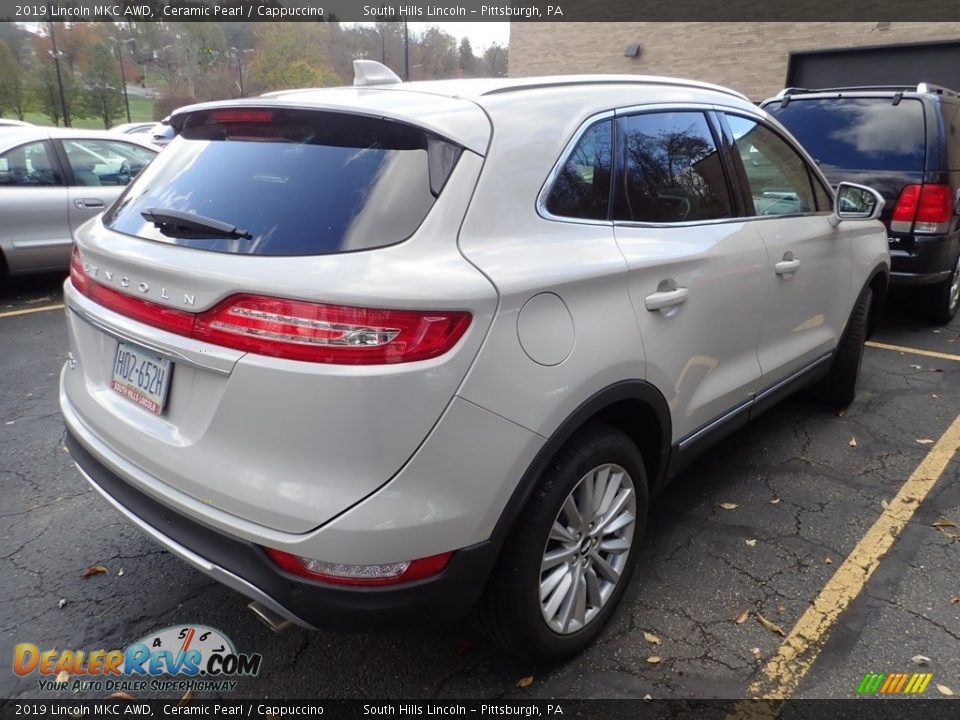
xmin=0 ymin=127 xmax=158 ymax=277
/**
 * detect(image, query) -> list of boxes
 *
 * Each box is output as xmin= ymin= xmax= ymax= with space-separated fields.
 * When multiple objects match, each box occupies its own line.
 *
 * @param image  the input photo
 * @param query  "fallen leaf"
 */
xmin=916 ymin=438 xmax=935 ymax=445
xmin=745 ymin=539 xmax=757 ymax=547
xmin=933 ymin=329 xmax=942 ymax=334
xmin=777 ymin=605 xmax=787 ymax=614
xmin=770 ymin=497 xmax=781 ymax=505
xmin=849 ymin=437 xmax=858 ymax=448
xmin=643 ymin=631 xmax=662 ymax=645
xmin=931 ymin=368 xmax=944 ymax=373
xmin=719 ymin=502 xmax=739 ymax=510
xmin=937 ymin=684 xmax=954 ymax=696
xmin=825 ymin=557 xmax=833 ymax=564
xmin=933 ymin=394 xmax=939 ymax=399
xmin=933 ymin=519 xmax=959 ymax=528
xmin=910 ymin=364 xmax=923 ymax=370
xmin=179 ymin=690 xmax=194 ymax=705
xmin=56 ymin=670 xmax=69 ymax=684
xmin=735 ymin=609 xmax=751 ymax=625
xmin=57 ymin=598 xmax=66 ymax=609
xmin=118 ymin=568 xmax=124 ymax=577
xmin=911 ymin=654 xmax=931 ymax=666
xmin=646 ymin=655 xmax=662 ymax=664
xmin=643 ymin=694 xmax=652 ymax=700
xmin=516 ymin=676 xmax=534 ymax=689
xmin=756 ymin=612 xmax=786 ymax=637
xmin=836 ymin=409 xmax=845 ymax=418
xmin=881 ymin=499 xmax=890 ymax=510
xmin=950 ymin=596 xmax=960 ymax=604
xmin=107 ymin=692 xmax=136 ymax=701
xmin=81 ymin=565 xmax=108 ymax=578
xmin=751 ymin=647 xmax=762 ymax=659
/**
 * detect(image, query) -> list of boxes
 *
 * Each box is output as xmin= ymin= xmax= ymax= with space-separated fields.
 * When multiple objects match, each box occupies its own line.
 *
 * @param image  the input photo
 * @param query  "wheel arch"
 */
xmin=863 ymin=263 xmax=890 ymax=339
xmin=488 ymin=380 xmax=671 ymax=551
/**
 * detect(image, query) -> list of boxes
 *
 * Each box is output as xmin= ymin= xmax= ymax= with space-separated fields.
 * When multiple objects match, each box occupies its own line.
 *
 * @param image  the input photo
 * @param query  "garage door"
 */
xmin=788 ymin=41 xmax=960 ymax=92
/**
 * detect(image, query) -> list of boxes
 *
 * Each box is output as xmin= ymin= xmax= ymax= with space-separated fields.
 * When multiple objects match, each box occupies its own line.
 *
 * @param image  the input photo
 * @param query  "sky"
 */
xmin=346 ymin=22 xmax=510 ymax=51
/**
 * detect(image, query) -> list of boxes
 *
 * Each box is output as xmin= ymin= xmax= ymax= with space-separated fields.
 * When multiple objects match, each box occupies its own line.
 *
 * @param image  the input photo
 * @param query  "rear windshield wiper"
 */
xmin=141 ymin=208 xmax=252 ymax=240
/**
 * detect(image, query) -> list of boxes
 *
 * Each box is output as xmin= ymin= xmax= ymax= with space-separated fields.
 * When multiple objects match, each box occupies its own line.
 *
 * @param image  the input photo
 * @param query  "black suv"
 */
xmin=761 ymin=83 xmax=960 ymax=323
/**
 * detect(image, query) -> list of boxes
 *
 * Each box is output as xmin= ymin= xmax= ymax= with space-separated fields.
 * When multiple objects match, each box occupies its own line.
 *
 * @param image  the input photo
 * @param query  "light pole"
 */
xmin=111 ymin=37 xmax=135 ymax=123
xmin=47 ymin=19 xmax=69 ymax=127
xmin=403 ymin=21 xmax=409 ymax=81
xmin=230 ymin=47 xmax=254 ymax=98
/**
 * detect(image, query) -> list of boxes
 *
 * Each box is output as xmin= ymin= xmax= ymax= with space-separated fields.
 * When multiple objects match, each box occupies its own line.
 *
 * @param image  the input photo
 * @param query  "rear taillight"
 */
xmin=69 ymin=250 xmax=471 ymax=364
xmin=891 ymin=183 xmax=955 ymax=233
xmin=263 ymin=547 xmax=454 ymax=586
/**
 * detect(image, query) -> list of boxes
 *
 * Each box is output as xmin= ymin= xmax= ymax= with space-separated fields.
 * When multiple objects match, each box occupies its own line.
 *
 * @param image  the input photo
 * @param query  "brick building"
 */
xmin=508 ymin=23 xmax=960 ymax=100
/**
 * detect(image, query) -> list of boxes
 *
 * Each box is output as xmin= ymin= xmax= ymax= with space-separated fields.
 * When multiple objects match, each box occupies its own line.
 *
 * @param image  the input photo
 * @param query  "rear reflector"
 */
xmin=263 ymin=547 xmax=454 ymax=586
xmin=891 ymin=183 xmax=955 ymax=233
xmin=70 ymin=248 xmax=470 ymax=364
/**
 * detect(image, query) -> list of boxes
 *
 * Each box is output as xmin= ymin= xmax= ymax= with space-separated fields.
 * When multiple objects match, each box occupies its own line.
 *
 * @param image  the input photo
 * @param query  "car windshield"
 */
xmin=766 ymin=97 xmax=926 ymax=175
xmin=105 ymin=109 xmax=462 ymax=256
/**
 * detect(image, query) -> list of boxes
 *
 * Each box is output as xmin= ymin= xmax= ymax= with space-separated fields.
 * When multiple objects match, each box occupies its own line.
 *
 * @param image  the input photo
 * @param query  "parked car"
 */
xmin=761 ymin=83 xmax=960 ymax=323
xmin=150 ymin=118 xmax=176 ymax=147
xmin=112 ymin=121 xmax=161 ymax=136
xmin=61 ymin=62 xmax=889 ymax=660
xmin=0 ymin=128 xmax=157 ymax=278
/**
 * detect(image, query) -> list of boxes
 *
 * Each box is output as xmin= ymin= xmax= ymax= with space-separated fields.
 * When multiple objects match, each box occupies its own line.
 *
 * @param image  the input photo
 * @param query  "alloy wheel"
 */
xmin=539 ymin=463 xmax=637 ymax=634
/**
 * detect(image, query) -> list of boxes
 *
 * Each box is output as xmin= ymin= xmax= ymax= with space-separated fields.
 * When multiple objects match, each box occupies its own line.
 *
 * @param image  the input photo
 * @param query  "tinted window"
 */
xmin=545 ymin=119 xmax=612 ymax=220
xmin=0 ymin=141 xmax=61 ymax=186
xmin=727 ymin=116 xmax=818 ymax=216
xmin=62 ymin=139 xmax=155 ymax=187
xmin=105 ymin=110 xmax=461 ymax=256
xmin=614 ymin=112 xmax=732 ymax=223
xmin=766 ymin=98 xmax=926 ymax=175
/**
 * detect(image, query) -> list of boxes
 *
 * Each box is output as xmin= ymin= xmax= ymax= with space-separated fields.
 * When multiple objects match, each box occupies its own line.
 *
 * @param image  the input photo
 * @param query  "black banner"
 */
xmin=3 ymin=0 xmax=960 ymax=22
xmin=1 ymin=699 xmax=958 ymax=720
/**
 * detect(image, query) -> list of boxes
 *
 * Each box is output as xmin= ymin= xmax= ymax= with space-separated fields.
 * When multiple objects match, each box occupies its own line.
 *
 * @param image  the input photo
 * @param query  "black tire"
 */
xmin=927 ymin=255 xmax=960 ymax=325
xmin=475 ymin=425 xmax=649 ymax=660
xmin=812 ymin=287 xmax=872 ymax=409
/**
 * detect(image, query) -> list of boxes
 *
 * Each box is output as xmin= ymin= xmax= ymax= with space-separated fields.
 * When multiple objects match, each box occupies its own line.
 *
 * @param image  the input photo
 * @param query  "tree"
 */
xmin=32 ymin=60 xmax=79 ymax=127
xmin=0 ymin=39 xmax=26 ymax=119
xmin=81 ymin=42 xmax=125 ymax=128
xmin=246 ymin=23 xmax=340 ymax=95
xmin=483 ymin=43 xmax=508 ymax=77
xmin=458 ymin=37 xmax=476 ymax=76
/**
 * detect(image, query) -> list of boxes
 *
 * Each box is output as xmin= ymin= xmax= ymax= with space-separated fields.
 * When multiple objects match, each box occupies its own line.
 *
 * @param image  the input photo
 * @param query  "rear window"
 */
xmin=104 ymin=109 xmax=461 ymax=256
xmin=766 ymin=97 xmax=926 ymax=175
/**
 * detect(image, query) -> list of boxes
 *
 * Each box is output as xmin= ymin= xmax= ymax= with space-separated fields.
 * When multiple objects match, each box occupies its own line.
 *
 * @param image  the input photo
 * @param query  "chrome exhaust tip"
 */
xmin=248 ymin=601 xmax=293 ymax=633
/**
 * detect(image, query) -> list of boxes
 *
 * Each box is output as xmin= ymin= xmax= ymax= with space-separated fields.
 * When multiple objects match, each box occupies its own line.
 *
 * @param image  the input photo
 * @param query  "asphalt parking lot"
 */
xmin=2 ymin=272 xmax=959 ymax=701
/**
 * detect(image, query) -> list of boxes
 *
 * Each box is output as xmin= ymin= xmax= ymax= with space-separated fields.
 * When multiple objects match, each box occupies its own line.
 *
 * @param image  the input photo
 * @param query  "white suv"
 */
xmin=61 ymin=62 xmax=889 ymax=659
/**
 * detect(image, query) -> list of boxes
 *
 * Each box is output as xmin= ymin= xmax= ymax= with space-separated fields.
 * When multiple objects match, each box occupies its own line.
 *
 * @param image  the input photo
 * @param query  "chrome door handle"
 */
xmin=775 ymin=259 xmax=801 ymax=275
xmin=74 ymin=199 xmax=105 ymax=209
xmin=644 ymin=287 xmax=689 ymax=311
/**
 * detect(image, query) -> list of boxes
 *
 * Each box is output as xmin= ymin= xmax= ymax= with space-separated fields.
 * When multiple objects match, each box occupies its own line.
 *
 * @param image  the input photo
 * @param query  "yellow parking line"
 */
xmin=866 ymin=340 xmax=960 ymax=363
xmin=745 ymin=411 xmax=960 ymax=700
xmin=0 ymin=303 xmax=64 ymax=319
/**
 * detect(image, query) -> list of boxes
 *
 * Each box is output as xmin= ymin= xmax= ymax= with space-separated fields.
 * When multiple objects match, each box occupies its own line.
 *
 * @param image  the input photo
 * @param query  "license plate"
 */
xmin=111 ymin=341 xmax=172 ymax=415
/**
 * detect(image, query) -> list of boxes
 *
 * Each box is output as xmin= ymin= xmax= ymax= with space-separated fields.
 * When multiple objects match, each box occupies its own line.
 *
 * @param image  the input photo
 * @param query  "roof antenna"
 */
xmin=353 ymin=59 xmax=402 ymax=87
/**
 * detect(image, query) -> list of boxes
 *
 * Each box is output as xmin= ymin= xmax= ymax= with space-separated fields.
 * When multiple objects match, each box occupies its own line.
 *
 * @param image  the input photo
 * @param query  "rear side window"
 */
xmin=544 ymin=119 xmax=612 ymax=221
xmin=766 ymin=98 xmax=926 ymax=175
xmin=614 ymin=111 xmax=732 ymax=223
xmin=105 ymin=109 xmax=462 ymax=256
xmin=0 ymin=141 xmax=62 ymax=186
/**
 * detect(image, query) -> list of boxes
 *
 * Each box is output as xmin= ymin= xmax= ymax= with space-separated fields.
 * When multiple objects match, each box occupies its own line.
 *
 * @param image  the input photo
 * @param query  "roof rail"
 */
xmin=479 ymin=76 xmax=750 ymax=102
xmin=775 ymin=83 xmax=960 ymax=99
xmin=353 ymin=59 xmax=401 ymax=87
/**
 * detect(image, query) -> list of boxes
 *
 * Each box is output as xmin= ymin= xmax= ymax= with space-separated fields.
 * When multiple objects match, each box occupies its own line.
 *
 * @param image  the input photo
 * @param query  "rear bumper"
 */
xmin=889 ymin=233 xmax=958 ymax=286
xmin=65 ymin=428 xmax=498 ymax=631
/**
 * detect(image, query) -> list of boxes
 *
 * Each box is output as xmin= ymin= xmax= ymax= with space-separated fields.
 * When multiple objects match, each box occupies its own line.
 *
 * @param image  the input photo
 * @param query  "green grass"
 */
xmin=21 ymin=96 xmax=155 ymax=129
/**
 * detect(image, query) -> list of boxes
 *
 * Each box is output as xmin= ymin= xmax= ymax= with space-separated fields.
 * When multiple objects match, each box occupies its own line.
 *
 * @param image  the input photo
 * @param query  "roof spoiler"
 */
xmin=353 ymin=59 xmax=402 ymax=87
